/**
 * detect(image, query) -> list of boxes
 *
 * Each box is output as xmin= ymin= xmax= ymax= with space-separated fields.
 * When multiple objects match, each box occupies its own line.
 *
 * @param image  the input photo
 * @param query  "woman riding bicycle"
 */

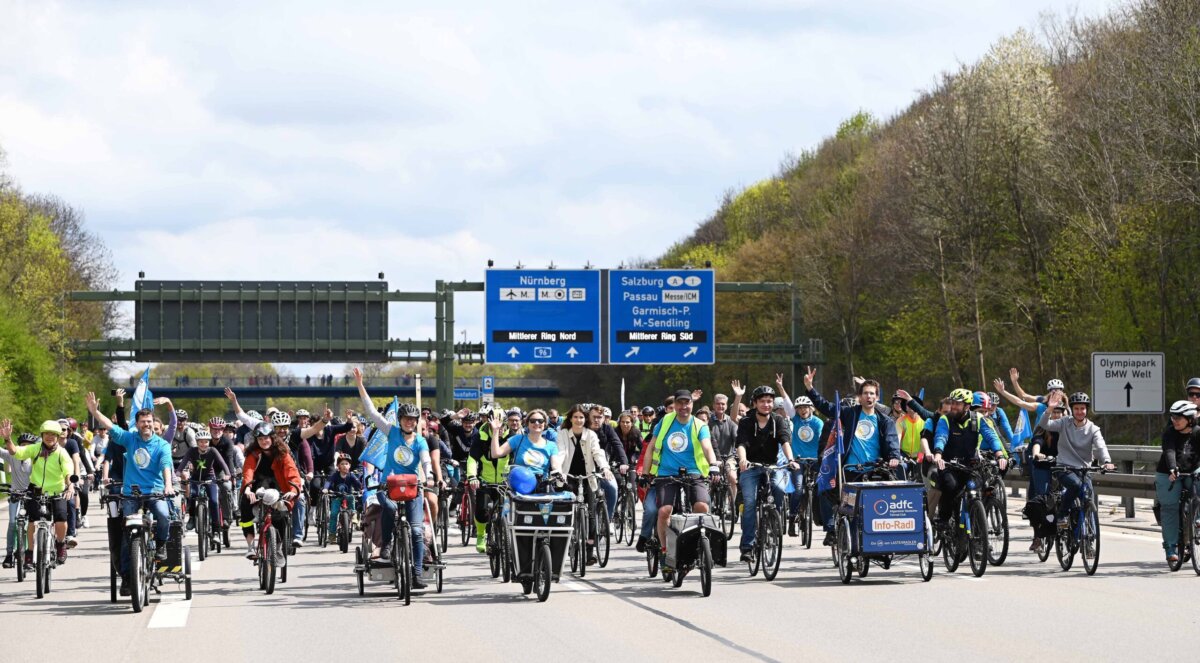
xmin=488 ymin=408 xmax=563 ymax=490
xmin=239 ymin=421 xmax=302 ymax=560
xmin=1156 ymin=401 xmax=1200 ymax=564
xmin=615 ymin=412 xmax=643 ymax=463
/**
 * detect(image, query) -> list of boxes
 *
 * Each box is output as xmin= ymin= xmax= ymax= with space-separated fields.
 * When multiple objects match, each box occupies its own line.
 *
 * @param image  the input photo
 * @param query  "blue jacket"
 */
xmin=806 ymin=388 xmax=901 ymax=464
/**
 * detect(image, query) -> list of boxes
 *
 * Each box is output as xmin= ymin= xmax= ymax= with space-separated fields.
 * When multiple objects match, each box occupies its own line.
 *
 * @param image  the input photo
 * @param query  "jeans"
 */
xmin=189 ymin=481 xmax=222 ymax=528
xmin=291 ymin=492 xmax=307 ymax=541
xmin=787 ymin=467 xmax=807 ymax=514
xmin=1155 ymin=473 xmax=1194 ymax=554
xmin=599 ymin=477 xmax=618 ymax=520
xmin=328 ymin=494 xmax=352 ymax=534
xmin=640 ymin=489 xmax=658 ymax=540
xmin=6 ymin=500 xmax=19 ymax=554
xmin=119 ymin=497 xmax=170 ymax=575
xmin=1029 ymin=465 xmax=1052 ymax=499
xmin=1056 ymin=470 xmax=1086 ymax=519
xmin=379 ymin=492 xmax=425 ymax=575
xmin=738 ymin=466 xmax=789 ymax=552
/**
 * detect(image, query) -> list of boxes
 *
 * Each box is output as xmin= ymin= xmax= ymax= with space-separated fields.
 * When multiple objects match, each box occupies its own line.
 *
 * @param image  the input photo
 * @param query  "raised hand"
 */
xmin=731 ymin=380 xmax=746 ymax=397
xmin=775 ymin=373 xmax=785 ymax=389
xmin=115 ymin=387 xmax=126 ymax=406
xmin=352 ymin=367 xmax=364 ymax=387
xmin=85 ymin=391 xmax=99 ymax=413
xmin=803 ymin=366 xmax=817 ymax=390
xmin=224 ymin=387 xmax=238 ymax=402
xmin=1009 ymin=367 xmax=1020 ymax=383
xmin=0 ymin=419 xmax=12 ymax=439
xmin=992 ymin=378 xmax=1006 ymax=393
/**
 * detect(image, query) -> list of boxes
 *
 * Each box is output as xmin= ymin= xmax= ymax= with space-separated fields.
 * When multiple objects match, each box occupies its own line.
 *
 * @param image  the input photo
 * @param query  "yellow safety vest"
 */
xmin=648 ymin=412 xmax=709 ymax=476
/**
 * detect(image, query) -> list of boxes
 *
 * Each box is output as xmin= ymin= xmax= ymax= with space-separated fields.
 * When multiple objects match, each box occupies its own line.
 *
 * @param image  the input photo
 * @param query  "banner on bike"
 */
xmin=850 ymin=482 xmax=927 ymax=553
xmin=815 ymin=391 xmax=843 ymax=495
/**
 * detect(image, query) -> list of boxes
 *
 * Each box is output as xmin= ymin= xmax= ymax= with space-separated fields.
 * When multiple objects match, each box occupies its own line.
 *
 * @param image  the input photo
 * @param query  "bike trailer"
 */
xmin=666 ymin=513 xmax=727 ymax=569
xmin=508 ymin=492 xmax=574 ymax=579
xmin=842 ymin=481 xmax=927 ymax=555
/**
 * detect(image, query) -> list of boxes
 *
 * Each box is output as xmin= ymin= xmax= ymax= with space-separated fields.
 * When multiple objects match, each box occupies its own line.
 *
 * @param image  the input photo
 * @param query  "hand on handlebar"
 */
xmin=933 ymin=454 xmax=945 ymax=471
xmin=738 ymin=459 xmax=749 ymax=472
xmin=282 ymin=491 xmax=297 ymax=503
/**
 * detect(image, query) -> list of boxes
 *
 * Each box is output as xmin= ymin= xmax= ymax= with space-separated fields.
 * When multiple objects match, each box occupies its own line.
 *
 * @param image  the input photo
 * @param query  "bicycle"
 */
xmin=483 ymin=483 xmax=514 ymax=583
xmin=185 ymin=478 xmax=223 ymax=561
xmin=330 ymin=489 xmax=361 ymax=554
xmin=313 ymin=475 xmax=331 ymax=548
xmin=1052 ymin=464 xmax=1105 ymax=576
xmin=21 ymin=489 xmax=66 ymax=599
xmin=709 ymin=453 xmax=738 ymax=541
xmin=122 ymin=486 xmax=193 ymax=612
xmin=456 ymin=480 xmax=475 ymax=547
xmin=655 ymin=472 xmax=721 ymax=597
xmin=937 ymin=460 xmax=989 ymax=577
xmin=741 ymin=462 xmax=784 ymax=581
xmin=253 ymin=488 xmax=293 ymax=595
xmin=436 ymin=478 xmax=450 ymax=554
xmin=612 ymin=462 xmax=638 ymax=546
xmin=566 ymin=471 xmax=611 ymax=574
xmin=829 ymin=461 xmax=898 ymax=568
xmin=2 ymin=486 xmax=29 ymax=585
xmin=788 ymin=458 xmax=818 ymax=549
xmin=979 ymin=452 xmax=1009 ymax=566
xmin=1166 ymin=468 xmax=1200 ymax=574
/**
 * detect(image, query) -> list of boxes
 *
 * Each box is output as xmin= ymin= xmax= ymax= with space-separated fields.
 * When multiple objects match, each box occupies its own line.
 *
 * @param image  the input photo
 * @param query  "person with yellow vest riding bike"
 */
xmin=645 ymin=390 xmax=720 ymax=562
xmin=468 ymin=410 xmax=514 ymax=554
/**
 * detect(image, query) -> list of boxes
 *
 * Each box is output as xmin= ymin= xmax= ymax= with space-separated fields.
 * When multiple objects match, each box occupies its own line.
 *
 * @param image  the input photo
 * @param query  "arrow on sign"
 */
xmin=566 ymin=347 xmax=579 ymax=358
xmin=625 ymin=347 xmax=640 ymax=358
xmin=1124 ymin=382 xmax=1132 ymax=407
xmin=507 ymin=347 xmax=520 ymax=358
xmin=683 ymin=346 xmax=698 ymax=358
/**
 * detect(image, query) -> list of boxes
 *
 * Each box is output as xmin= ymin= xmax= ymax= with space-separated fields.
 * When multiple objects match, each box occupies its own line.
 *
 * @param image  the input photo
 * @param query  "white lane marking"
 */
xmin=560 ymin=579 xmax=597 ymax=593
xmin=148 ymin=594 xmax=192 ymax=629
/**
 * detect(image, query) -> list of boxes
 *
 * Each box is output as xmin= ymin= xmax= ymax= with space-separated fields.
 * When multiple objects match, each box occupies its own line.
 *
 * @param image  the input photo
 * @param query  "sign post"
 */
xmin=1090 ymin=352 xmax=1165 ymax=414
xmin=485 ymin=269 xmax=602 ymax=365
xmin=481 ymin=375 xmax=495 ymax=407
xmin=608 ymin=269 xmax=715 ymax=365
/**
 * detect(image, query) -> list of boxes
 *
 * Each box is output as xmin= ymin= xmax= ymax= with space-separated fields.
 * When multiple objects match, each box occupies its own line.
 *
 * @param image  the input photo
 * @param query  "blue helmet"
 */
xmin=972 ymin=391 xmax=990 ymax=409
xmin=507 ymin=465 xmax=538 ymax=495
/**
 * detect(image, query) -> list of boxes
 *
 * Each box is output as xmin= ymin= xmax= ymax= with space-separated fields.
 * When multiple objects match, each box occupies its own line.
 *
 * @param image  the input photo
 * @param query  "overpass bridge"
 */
xmin=135 ymin=376 xmax=559 ymax=402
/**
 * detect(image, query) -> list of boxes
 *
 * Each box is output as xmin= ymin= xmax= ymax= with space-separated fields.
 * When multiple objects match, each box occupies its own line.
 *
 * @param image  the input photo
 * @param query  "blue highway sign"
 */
xmin=485 ymin=269 xmax=602 ymax=364
xmin=453 ymin=388 xmax=481 ymax=400
xmin=608 ymin=269 xmax=715 ymax=365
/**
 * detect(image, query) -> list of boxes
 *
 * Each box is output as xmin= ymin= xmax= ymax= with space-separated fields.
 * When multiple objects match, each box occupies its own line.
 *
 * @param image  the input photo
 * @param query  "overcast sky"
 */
xmin=0 ymin=0 xmax=1113 ymax=377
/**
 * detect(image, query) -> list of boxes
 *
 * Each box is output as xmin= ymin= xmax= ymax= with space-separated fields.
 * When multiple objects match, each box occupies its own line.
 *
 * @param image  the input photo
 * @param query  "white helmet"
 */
xmin=1047 ymin=379 xmax=1065 ymax=391
xmin=773 ymin=397 xmax=786 ymax=410
xmin=794 ymin=396 xmax=814 ymax=408
xmin=295 ymin=408 xmax=311 ymax=418
xmin=256 ymin=488 xmax=281 ymax=507
xmin=602 ymin=406 xmax=612 ymax=417
xmin=1169 ymin=400 xmax=1198 ymax=419
xmin=270 ymin=411 xmax=292 ymax=427
xmin=246 ymin=410 xmax=262 ymax=421
xmin=195 ymin=427 xmax=212 ymax=441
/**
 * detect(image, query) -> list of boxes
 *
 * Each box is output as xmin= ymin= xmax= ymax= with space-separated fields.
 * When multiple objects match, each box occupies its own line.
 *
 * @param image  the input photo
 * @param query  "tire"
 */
xmin=986 ymin=498 xmax=1009 ymax=566
xmin=671 ymin=562 xmax=685 ymax=588
xmin=488 ymin=521 xmax=501 ymax=579
xmin=646 ymin=538 xmax=659 ymax=578
xmin=35 ymin=530 xmax=47 ymax=600
xmin=919 ymin=552 xmax=934 ymax=582
xmin=197 ymin=503 xmax=208 ymax=562
xmin=625 ymin=493 xmax=637 ymax=546
xmin=395 ymin=530 xmax=410 ymax=604
xmin=109 ymin=561 xmax=117 ymax=603
xmin=460 ymin=489 xmax=474 ymax=547
xmin=613 ymin=495 xmax=627 ymax=545
xmin=500 ymin=520 xmax=511 ymax=584
xmin=15 ymin=537 xmax=26 ymax=583
xmin=355 ymin=547 xmax=365 ymax=596
xmin=835 ymin=518 xmax=852 ymax=585
xmin=698 ymin=537 xmax=713 ymax=597
xmin=595 ymin=508 xmax=611 ymax=568
xmin=1056 ymin=524 xmax=1074 ymax=572
xmin=801 ymin=492 xmax=814 ymax=549
xmin=577 ymin=510 xmax=588 ymax=579
xmin=262 ymin=527 xmax=277 ymax=595
xmin=942 ymin=522 xmax=960 ymax=574
xmin=761 ymin=509 xmax=783 ymax=581
xmin=338 ymin=512 xmax=352 ymax=554
xmin=128 ymin=537 xmax=144 ymax=611
xmin=967 ymin=500 xmax=989 ymax=578
xmin=535 ymin=542 xmax=552 ymax=602
xmin=856 ymin=555 xmax=870 ymax=578
xmin=1080 ymin=500 xmax=1100 ymax=576
xmin=183 ymin=546 xmax=193 ymax=600
xmin=722 ymin=487 xmax=737 ymax=540
xmin=439 ymin=503 xmax=449 ymax=554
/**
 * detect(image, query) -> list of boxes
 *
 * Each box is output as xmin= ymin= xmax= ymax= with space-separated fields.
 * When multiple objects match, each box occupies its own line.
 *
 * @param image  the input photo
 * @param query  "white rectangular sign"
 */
xmin=1091 ymin=352 xmax=1164 ymax=414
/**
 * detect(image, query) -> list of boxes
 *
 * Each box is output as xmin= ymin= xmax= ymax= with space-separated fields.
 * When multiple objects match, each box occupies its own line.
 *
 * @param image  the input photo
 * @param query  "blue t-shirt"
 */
xmin=383 ymin=428 xmax=429 ymax=478
xmin=790 ymin=415 xmax=824 ymax=459
xmin=109 ymin=424 xmax=172 ymax=497
xmin=653 ymin=416 xmax=710 ymax=477
xmin=510 ymin=435 xmax=560 ymax=477
xmin=846 ymin=412 xmax=880 ymax=466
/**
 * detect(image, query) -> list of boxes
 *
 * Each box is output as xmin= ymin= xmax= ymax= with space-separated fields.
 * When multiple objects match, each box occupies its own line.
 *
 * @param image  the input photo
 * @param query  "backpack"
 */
xmin=1022 ymin=495 xmax=1056 ymax=538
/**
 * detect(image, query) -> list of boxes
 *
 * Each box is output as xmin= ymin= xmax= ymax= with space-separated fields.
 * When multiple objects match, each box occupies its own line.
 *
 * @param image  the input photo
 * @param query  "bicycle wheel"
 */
xmin=835 ymin=517 xmax=852 ymax=585
xmin=338 ymin=511 xmax=352 ymax=553
xmin=985 ymin=497 xmax=1008 ymax=566
xmin=535 ymin=542 xmax=552 ymax=602
xmin=613 ymin=495 xmax=627 ymax=544
xmin=967 ymin=501 xmax=989 ymax=578
xmin=35 ymin=529 xmax=47 ymax=600
xmin=488 ymin=520 xmax=501 ymax=579
xmin=1080 ymin=500 xmax=1100 ymax=576
xmin=646 ymin=537 xmax=659 ymax=578
xmin=460 ymin=489 xmax=474 ymax=547
xmin=395 ymin=530 xmax=411 ymax=605
xmin=722 ymin=487 xmax=737 ymax=540
xmin=626 ymin=493 xmax=638 ymax=545
xmin=128 ymin=537 xmax=144 ymax=610
xmin=1036 ymin=535 xmax=1052 ymax=562
xmin=577 ymin=508 xmax=588 ymax=578
xmin=595 ymin=507 xmax=611 ymax=568
xmin=500 ymin=520 xmax=511 ymax=584
xmin=1055 ymin=522 xmax=1074 ymax=572
xmin=355 ymin=547 xmax=365 ymax=596
xmin=698 ymin=536 xmax=713 ymax=597
xmin=197 ymin=502 xmax=208 ymax=562
xmin=761 ymin=509 xmax=783 ymax=581
xmin=801 ymin=492 xmax=814 ymax=549
xmin=942 ymin=522 xmax=960 ymax=573
xmin=317 ymin=499 xmax=329 ymax=549
xmin=439 ymin=501 xmax=449 ymax=554
xmin=15 ymin=536 xmax=26 ymax=583
xmin=183 ymin=546 xmax=193 ymax=600
xmin=1191 ymin=497 xmax=1200 ymax=576
xmin=263 ymin=527 xmax=277 ymax=594
xmin=919 ymin=551 xmax=934 ymax=582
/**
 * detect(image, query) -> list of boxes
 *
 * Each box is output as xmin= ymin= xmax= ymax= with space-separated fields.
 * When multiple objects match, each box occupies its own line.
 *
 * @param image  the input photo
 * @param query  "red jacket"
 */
xmin=243 ymin=449 xmax=303 ymax=510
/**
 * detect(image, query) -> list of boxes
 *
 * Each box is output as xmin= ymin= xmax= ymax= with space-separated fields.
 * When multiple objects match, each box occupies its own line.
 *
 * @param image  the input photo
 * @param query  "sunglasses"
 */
xmin=527 ymin=418 xmax=545 ymax=425
xmin=1189 ymin=392 xmax=1200 ymax=398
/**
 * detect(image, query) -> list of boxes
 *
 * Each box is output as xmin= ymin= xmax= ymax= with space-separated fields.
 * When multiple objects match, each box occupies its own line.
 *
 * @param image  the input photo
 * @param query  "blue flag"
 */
xmin=130 ymin=368 xmax=154 ymax=418
xmin=816 ymin=391 xmax=844 ymax=495
xmin=1011 ymin=409 xmax=1032 ymax=447
xmin=360 ymin=396 xmax=398 ymax=471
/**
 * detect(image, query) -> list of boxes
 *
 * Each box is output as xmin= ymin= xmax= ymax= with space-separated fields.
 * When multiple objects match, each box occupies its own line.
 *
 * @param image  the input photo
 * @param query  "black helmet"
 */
xmin=17 ymin=433 xmax=38 ymax=445
xmin=750 ymin=385 xmax=776 ymax=400
xmin=840 ymin=397 xmax=857 ymax=408
xmin=640 ymin=406 xmax=655 ymax=416
xmin=1068 ymin=392 xmax=1090 ymax=407
xmin=655 ymin=405 xmax=667 ymax=418
xmin=253 ymin=421 xmax=273 ymax=438
xmin=398 ymin=403 xmax=420 ymax=419
xmin=1188 ymin=377 xmax=1200 ymax=391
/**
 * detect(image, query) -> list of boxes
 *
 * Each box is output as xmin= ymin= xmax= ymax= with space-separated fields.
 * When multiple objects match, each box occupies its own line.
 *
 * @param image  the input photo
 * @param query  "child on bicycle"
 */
xmin=324 ymin=454 xmax=362 ymax=537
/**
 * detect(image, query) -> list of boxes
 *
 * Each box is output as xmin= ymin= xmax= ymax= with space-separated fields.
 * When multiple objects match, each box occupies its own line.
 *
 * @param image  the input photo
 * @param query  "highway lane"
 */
xmin=0 ymin=498 xmax=1197 ymax=663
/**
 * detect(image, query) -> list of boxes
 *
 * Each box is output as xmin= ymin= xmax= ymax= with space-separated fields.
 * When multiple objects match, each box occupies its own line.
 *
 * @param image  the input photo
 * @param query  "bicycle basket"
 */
xmin=386 ymin=474 xmax=419 ymax=502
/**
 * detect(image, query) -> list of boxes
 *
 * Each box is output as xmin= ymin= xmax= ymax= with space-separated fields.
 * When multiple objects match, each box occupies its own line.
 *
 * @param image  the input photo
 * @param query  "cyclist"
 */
xmin=209 ymin=417 xmax=239 ymax=545
xmin=736 ymin=385 xmax=798 ymax=564
xmin=993 ymin=370 xmax=1067 ymax=425
xmin=1036 ymin=392 xmax=1115 ymax=527
xmin=970 ymin=392 xmax=1010 ymax=463
xmin=929 ymin=389 xmax=1006 ymax=530
xmin=638 ymin=406 xmax=655 ymax=439
xmin=323 ymin=454 xmax=363 ymax=539
xmin=239 ymin=421 xmax=302 ymax=561
xmin=785 ymin=394 xmax=823 ymax=536
xmin=587 ymin=403 xmax=627 ymax=521
xmin=802 ymin=367 xmax=901 ymax=545
xmin=615 ymin=412 xmax=643 ymax=468
xmin=560 ymin=405 xmax=615 ymax=564
xmin=179 ymin=427 xmax=231 ymax=534
xmin=86 ymin=392 xmax=175 ymax=594
xmin=1156 ymin=401 xmax=1199 ymax=563
xmin=354 ymin=368 xmax=430 ymax=589
xmin=488 ymin=407 xmax=562 ymax=484
xmin=892 ymin=391 xmax=924 ymax=462
xmin=2 ymin=420 xmax=75 ymax=567
xmin=709 ymin=389 xmax=740 ymax=505
xmin=170 ymin=409 xmax=197 ymax=470
xmin=334 ymin=416 xmax=368 ymax=472
xmin=1187 ymin=378 xmax=1200 ymax=406
xmin=645 ymin=390 xmax=720 ymax=566
xmin=467 ymin=409 xmax=514 ymax=553
xmin=0 ymin=422 xmax=34 ymax=568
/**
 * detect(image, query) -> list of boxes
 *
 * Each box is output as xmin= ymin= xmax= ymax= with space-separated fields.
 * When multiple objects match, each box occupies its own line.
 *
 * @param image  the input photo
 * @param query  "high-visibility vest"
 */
xmin=648 ymin=412 xmax=709 ymax=476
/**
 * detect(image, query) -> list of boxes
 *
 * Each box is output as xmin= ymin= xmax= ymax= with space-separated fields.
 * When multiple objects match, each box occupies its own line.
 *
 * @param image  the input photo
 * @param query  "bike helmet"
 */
xmin=270 ymin=411 xmax=292 ymax=427
xmin=750 ymin=385 xmax=776 ymax=401
xmin=794 ymin=396 xmax=814 ymax=408
xmin=66 ymin=418 xmax=78 ymax=431
xmin=772 ymin=397 xmax=786 ymax=410
xmin=655 ymin=406 xmax=667 ymax=418
xmin=224 ymin=420 xmax=237 ymax=430
xmin=949 ymin=388 xmax=973 ymax=404
xmin=1187 ymin=377 xmax=1200 ymax=391
xmin=463 ymin=412 xmax=479 ymax=423
xmin=253 ymin=421 xmax=274 ymax=438
xmin=295 ymin=408 xmax=311 ymax=418
xmin=208 ymin=416 xmax=226 ymax=428
xmin=246 ymin=410 xmax=262 ymax=421
xmin=602 ymin=406 xmax=612 ymax=417
xmin=177 ymin=409 xmax=189 ymax=421
xmin=397 ymin=403 xmax=420 ymax=420
xmin=41 ymin=420 xmax=64 ymax=436
xmin=478 ymin=403 xmax=494 ymax=417
xmin=1168 ymin=400 xmax=1198 ymax=419
xmin=507 ymin=465 xmax=537 ymax=495
xmin=971 ymin=391 xmax=990 ymax=410
xmin=641 ymin=406 xmax=655 ymax=416
xmin=505 ymin=407 xmax=523 ymax=418
xmin=195 ymin=427 xmax=212 ymax=441
xmin=257 ymin=488 xmax=281 ymax=507
xmin=1046 ymin=379 xmax=1065 ymax=392
xmin=18 ymin=433 xmax=39 ymax=445
xmin=839 ymin=397 xmax=857 ymax=408
xmin=987 ymin=392 xmax=1000 ymax=407
xmin=1067 ymin=392 xmax=1090 ymax=407
xmin=57 ymin=418 xmax=70 ymax=430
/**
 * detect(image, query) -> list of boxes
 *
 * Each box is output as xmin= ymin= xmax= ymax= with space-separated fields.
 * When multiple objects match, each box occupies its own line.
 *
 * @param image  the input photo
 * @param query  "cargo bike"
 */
xmin=354 ymin=475 xmax=445 ymax=603
xmin=503 ymin=488 xmax=574 ymax=602
xmin=832 ymin=479 xmax=934 ymax=584
xmin=647 ymin=472 xmax=727 ymax=597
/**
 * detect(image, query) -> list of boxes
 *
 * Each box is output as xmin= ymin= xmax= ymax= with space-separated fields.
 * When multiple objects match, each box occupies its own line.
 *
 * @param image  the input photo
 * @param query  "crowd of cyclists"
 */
xmin=1 ymin=365 xmax=1198 ymax=603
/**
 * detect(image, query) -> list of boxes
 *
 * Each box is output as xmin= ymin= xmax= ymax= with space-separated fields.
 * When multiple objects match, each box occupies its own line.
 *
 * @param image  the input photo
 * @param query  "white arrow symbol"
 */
xmin=566 ymin=347 xmax=579 ymax=358
xmin=625 ymin=347 xmax=640 ymax=358
xmin=683 ymin=346 xmax=698 ymax=358
xmin=507 ymin=347 xmax=520 ymax=358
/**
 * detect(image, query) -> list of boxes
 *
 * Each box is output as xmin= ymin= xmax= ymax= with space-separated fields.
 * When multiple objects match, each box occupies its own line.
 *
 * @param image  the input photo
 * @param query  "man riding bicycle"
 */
xmin=929 ymin=389 xmax=1007 ymax=529
xmin=735 ymin=385 xmax=798 ymax=564
xmin=645 ymin=390 xmax=720 ymax=565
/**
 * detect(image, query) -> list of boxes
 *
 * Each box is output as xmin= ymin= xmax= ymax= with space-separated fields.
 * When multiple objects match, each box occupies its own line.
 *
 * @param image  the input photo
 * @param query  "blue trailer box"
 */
xmin=842 ymin=481 xmax=927 ymax=554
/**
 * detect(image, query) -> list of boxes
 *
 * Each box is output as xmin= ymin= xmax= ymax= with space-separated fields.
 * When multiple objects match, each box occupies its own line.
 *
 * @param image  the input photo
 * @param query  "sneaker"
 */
xmin=378 ymin=542 xmax=392 ymax=560
xmin=1168 ymin=552 xmax=1180 ymax=564
xmin=246 ymin=548 xmax=257 ymax=560
xmin=411 ymin=573 xmax=427 ymax=590
xmin=635 ymin=536 xmax=648 ymax=553
xmin=80 ymin=516 xmax=90 ymax=529
xmin=2 ymin=553 xmax=13 ymax=569
xmin=154 ymin=545 xmax=169 ymax=562
xmin=55 ymin=541 xmax=67 ymax=565
xmin=740 ymin=550 xmax=756 ymax=564
xmin=1030 ymin=539 xmax=1043 ymax=552
xmin=822 ymin=531 xmax=835 ymax=547
xmin=475 ymin=539 xmax=487 ymax=554
xmin=293 ymin=538 xmax=304 ymax=548
xmin=788 ymin=520 xmax=798 ymax=537
xmin=119 ymin=576 xmax=131 ymax=596
xmin=66 ymin=536 xmax=78 ymax=549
